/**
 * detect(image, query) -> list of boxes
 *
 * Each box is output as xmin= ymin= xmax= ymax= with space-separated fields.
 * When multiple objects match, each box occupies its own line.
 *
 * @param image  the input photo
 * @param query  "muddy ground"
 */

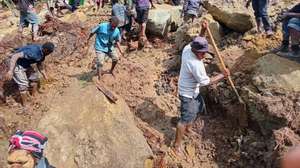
xmin=0 ymin=2 xmax=299 ymax=168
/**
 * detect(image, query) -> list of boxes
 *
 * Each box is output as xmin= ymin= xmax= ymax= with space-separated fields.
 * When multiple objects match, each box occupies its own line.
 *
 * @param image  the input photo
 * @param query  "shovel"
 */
xmin=206 ymin=25 xmax=248 ymax=127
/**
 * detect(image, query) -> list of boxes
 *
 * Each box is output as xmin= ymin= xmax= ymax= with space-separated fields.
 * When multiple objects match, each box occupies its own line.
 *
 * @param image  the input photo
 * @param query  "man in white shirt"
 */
xmin=174 ymin=22 xmax=229 ymax=154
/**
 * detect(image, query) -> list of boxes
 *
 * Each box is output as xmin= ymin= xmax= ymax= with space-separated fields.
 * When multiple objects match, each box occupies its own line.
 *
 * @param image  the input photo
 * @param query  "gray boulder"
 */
xmin=38 ymin=80 xmax=152 ymax=168
xmin=203 ymin=0 xmax=254 ymax=33
xmin=146 ymin=9 xmax=172 ymax=37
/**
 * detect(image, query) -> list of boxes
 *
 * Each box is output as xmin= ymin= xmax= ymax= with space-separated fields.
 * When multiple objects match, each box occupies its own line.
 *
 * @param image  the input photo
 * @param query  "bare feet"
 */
xmin=102 ymin=70 xmax=115 ymax=76
xmin=171 ymin=145 xmax=185 ymax=159
xmin=185 ymin=128 xmax=199 ymax=137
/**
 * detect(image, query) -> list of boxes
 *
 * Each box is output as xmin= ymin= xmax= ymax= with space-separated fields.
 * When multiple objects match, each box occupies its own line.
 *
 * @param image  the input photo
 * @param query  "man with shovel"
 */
xmin=174 ymin=21 xmax=230 ymax=155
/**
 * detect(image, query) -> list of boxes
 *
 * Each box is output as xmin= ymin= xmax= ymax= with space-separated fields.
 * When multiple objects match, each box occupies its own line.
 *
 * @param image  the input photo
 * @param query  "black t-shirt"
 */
xmin=290 ymin=3 xmax=300 ymax=13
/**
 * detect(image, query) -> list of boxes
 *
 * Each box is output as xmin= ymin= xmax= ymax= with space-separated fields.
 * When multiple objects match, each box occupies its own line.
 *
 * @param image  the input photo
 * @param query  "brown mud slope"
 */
xmin=0 ymin=11 xmax=106 ymax=166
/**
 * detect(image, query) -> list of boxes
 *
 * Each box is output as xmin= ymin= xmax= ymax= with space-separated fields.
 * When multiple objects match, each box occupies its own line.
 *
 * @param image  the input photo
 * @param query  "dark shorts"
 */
xmin=136 ymin=7 xmax=149 ymax=24
xmin=119 ymin=23 xmax=131 ymax=32
xmin=179 ymin=94 xmax=204 ymax=124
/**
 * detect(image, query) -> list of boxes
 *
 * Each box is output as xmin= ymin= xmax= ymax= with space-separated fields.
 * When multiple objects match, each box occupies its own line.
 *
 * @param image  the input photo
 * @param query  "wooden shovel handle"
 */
xmin=206 ymin=25 xmax=244 ymax=103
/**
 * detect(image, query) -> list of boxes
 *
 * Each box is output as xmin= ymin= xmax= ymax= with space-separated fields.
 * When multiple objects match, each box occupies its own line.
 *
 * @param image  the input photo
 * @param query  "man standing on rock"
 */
xmin=5 ymin=42 xmax=55 ymax=107
xmin=15 ymin=0 xmax=40 ymax=41
xmin=88 ymin=16 xmax=124 ymax=80
xmin=277 ymin=3 xmax=300 ymax=58
xmin=174 ymin=21 xmax=229 ymax=155
xmin=132 ymin=0 xmax=155 ymax=44
xmin=182 ymin=0 xmax=203 ymax=23
xmin=246 ymin=0 xmax=273 ymax=36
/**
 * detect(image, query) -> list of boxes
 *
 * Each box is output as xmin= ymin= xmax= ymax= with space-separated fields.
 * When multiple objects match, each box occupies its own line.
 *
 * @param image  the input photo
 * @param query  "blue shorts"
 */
xmin=288 ymin=18 xmax=300 ymax=32
xmin=179 ymin=94 xmax=204 ymax=124
xmin=20 ymin=11 xmax=39 ymax=27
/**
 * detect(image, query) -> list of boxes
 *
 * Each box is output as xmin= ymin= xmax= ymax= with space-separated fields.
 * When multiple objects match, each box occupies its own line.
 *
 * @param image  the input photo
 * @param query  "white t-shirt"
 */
xmin=178 ymin=44 xmax=210 ymax=98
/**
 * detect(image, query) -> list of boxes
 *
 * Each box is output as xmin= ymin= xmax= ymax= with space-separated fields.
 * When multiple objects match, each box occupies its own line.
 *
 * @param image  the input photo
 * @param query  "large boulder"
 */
xmin=146 ymin=9 xmax=171 ymax=37
xmin=252 ymin=54 xmax=300 ymax=92
xmin=37 ymin=80 xmax=152 ymax=168
xmin=154 ymin=4 xmax=183 ymax=31
xmin=244 ymin=54 xmax=300 ymax=135
xmin=203 ymin=0 xmax=254 ymax=33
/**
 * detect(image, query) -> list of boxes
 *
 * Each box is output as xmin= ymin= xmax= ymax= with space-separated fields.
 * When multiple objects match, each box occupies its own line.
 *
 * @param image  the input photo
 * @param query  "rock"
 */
xmin=153 ymin=4 xmax=182 ymax=32
xmin=174 ymin=14 xmax=223 ymax=52
xmin=37 ymin=80 xmax=152 ymax=168
xmin=169 ymin=14 xmax=223 ymax=70
xmin=203 ymin=0 xmax=254 ymax=33
xmin=147 ymin=4 xmax=182 ymax=33
xmin=203 ymin=14 xmax=223 ymax=45
xmin=244 ymin=54 xmax=300 ymax=135
xmin=146 ymin=9 xmax=171 ymax=37
xmin=252 ymin=54 xmax=300 ymax=92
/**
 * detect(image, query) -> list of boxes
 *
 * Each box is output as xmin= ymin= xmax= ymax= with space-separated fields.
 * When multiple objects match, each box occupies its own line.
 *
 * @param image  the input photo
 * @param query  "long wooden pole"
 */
xmin=206 ymin=26 xmax=244 ymax=104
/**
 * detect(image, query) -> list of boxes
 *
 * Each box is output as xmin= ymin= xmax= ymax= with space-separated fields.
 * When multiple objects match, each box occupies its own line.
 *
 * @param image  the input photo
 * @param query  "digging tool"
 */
xmin=206 ymin=25 xmax=248 ymax=127
xmin=95 ymin=79 xmax=118 ymax=103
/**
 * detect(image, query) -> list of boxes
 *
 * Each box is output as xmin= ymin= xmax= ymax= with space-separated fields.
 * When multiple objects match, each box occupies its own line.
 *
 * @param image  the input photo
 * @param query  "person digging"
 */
xmin=88 ymin=16 xmax=124 ymax=80
xmin=5 ymin=42 xmax=55 ymax=108
xmin=173 ymin=21 xmax=230 ymax=156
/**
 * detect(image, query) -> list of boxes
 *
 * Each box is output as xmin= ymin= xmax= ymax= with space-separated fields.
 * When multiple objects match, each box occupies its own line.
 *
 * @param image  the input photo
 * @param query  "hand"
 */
xmin=201 ymin=20 xmax=208 ymax=29
xmin=180 ymin=12 xmax=184 ymax=18
xmin=282 ymin=12 xmax=292 ymax=18
xmin=223 ymin=68 xmax=230 ymax=77
xmin=5 ymin=71 xmax=13 ymax=81
xmin=245 ymin=1 xmax=251 ymax=8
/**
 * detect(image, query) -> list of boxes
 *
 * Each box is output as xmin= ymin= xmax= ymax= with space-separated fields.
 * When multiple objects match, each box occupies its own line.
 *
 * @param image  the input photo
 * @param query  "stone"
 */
xmin=37 ymin=80 xmax=152 ymax=168
xmin=203 ymin=0 xmax=255 ymax=33
xmin=147 ymin=4 xmax=182 ymax=32
xmin=203 ymin=14 xmax=223 ymax=45
xmin=252 ymin=54 xmax=300 ymax=92
xmin=169 ymin=14 xmax=223 ymax=70
xmin=153 ymin=4 xmax=183 ymax=32
xmin=146 ymin=9 xmax=171 ymax=37
xmin=174 ymin=14 xmax=223 ymax=52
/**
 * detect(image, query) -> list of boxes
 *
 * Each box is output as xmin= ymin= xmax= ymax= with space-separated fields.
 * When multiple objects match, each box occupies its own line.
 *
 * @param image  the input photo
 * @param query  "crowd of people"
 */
xmin=2 ymin=0 xmax=300 ymax=167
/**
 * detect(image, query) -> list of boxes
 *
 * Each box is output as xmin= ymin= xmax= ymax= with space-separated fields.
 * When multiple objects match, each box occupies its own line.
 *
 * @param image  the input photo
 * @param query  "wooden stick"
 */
xmin=206 ymin=26 xmax=244 ymax=104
